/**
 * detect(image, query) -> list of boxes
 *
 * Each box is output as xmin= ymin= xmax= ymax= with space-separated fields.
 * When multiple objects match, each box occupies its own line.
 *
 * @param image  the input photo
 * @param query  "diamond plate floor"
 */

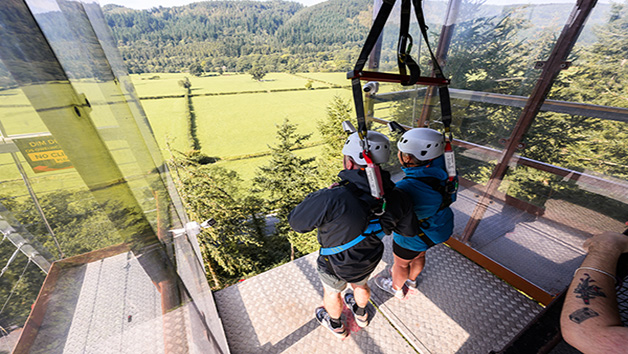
xmin=214 ymin=237 xmax=545 ymax=354
xmin=213 ymin=183 xmax=622 ymax=353
xmin=213 ymin=252 xmax=416 ymax=354
xmin=452 ymin=186 xmax=599 ymax=295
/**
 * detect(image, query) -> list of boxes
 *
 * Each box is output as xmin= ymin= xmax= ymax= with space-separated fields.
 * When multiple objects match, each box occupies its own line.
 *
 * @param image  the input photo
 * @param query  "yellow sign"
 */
xmin=13 ymin=136 xmax=73 ymax=173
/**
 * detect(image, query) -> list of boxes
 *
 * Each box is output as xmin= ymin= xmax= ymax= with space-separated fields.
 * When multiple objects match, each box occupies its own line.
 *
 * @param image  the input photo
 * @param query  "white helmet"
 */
xmin=342 ymin=131 xmax=390 ymax=165
xmin=397 ymin=128 xmax=444 ymax=161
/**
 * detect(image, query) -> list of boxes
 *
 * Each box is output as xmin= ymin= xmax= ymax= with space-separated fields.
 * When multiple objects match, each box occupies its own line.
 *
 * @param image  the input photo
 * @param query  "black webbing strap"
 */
xmin=350 ymin=0 xmax=397 ymax=136
xmin=349 ymin=0 xmax=452 ymax=137
xmin=411 ymin=0 xmax=452 ymax=134
xmin=338 ymin=179 xmax=384 ymax=214
xmin=398 ymin=0 xmax=420 ymax=86
xmin=416 ymin=228 xmax=436 ymax=248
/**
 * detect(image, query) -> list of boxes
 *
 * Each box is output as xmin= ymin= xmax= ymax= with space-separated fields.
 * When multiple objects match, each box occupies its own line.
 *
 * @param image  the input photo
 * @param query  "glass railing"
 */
xmin=0 ymin=1 xmax=227 ymax=352
xmin=370 ymin=0 xmax=627 ymax=298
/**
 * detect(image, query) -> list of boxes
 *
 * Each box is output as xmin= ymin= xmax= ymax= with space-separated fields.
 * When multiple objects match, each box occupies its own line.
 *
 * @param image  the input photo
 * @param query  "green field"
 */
xmin=0 ymin=72 xmax=353 ymax=199
xmin=131 ymin=72 xmax=333 ymax=98
xmin=193 ymin=88 xmax=348 ymax=157
xmin=132 ymin=72 xmax=354 ymax=181
xmin=140 ymin=97 xmax=190 ymax=155
xmin=214 ymin=145 xmax=324 ymax=182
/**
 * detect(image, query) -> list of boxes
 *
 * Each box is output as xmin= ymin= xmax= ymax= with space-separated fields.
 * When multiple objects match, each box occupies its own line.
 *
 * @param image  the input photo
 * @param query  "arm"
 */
xmin=560 ymin=231 xmax=628 ymax=353
xmin=379 ymin=188 xmax=420 ymax=236
xmin=288 ymin=190 xmax=327 ymax=233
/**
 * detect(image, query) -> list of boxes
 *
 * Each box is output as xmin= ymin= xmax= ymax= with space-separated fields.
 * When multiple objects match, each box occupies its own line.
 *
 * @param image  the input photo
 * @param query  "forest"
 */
xmin=103 ymin=0 xmax=611 ymax=74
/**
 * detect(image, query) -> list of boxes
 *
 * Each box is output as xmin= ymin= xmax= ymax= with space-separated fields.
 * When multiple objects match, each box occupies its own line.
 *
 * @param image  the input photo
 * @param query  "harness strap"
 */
xmin=411 ymin=0 xmax=453 ymax=135
xmin=338 ymin=179 xmax=385 ymax=214
xmin=350 ymin=0 xmax=397 ymax=135
xmin=416 ymin=228 xmax=436 ymax=248
xmin=320 ymin=219 xmax=384 ymax=255
xmin=398 ymin=0 xmax=420 ymax=86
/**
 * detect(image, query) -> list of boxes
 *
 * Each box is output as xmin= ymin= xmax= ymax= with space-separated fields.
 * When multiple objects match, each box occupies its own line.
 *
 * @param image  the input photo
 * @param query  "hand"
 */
xmin=583 ymin=231 xmax=628 ymax=255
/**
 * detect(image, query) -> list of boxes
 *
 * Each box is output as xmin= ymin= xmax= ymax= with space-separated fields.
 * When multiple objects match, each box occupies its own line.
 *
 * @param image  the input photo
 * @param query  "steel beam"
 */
xmin=461 ymin=0 xmax=599 ymax=242
xmin=372 ymin=87 xmax=628 ymax=122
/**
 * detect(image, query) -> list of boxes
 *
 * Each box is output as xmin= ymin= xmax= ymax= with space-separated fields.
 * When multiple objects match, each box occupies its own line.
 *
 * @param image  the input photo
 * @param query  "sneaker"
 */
xmin=315 ymin=306 xmax=348 ymax=339
xmin=343 ymin=293 xmax=369 ymax=328
xmin=375 ymin=276 xmax=405 ymax=299
xmin=405 ymin=278 xmax=417 ymax=290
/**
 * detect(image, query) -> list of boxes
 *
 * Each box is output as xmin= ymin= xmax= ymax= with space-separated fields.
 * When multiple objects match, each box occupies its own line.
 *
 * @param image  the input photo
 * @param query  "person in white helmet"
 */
xmin=375 ymin=127 xmax=457 ymax=299
xmin=289 ymin=130 xmax=419 ymax=338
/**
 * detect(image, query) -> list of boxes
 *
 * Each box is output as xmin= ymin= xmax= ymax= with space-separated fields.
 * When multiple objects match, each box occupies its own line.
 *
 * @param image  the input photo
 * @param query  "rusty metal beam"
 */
xmin=460 ymin=0 xmax=598 ymax=243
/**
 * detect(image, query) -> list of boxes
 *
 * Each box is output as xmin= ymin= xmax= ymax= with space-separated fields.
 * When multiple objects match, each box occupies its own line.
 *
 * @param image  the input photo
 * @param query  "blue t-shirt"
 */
xmin=393 ymin=155 xmax=455 ymax=252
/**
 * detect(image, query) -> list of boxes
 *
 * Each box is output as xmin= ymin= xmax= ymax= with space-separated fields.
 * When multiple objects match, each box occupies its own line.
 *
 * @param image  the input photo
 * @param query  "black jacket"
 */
xmin=289 ymin=168 xmax=418 ymax=283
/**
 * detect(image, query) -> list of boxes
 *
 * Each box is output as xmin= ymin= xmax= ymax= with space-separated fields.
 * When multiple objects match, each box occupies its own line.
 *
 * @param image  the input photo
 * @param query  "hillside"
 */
xmin=103 ymin=0 xmax=611 ymax=74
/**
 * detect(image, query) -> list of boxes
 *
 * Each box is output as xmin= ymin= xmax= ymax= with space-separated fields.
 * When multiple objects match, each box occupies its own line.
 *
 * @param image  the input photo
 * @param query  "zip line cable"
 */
xmin=0 ymin=246 xmax=22 ymax=279
xmin=0 ymin=258 xmax=31 ymax=317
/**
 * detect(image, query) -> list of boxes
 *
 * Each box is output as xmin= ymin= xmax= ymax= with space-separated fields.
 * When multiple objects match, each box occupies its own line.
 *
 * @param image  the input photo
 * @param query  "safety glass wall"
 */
xmin=372 ymin=0 xmax=628 ymax=299
xmin=0 ymin=1 xmax=226 ymax=353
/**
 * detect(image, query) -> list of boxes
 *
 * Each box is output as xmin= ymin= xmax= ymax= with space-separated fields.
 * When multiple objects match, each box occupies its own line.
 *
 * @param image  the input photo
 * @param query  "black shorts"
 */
xmin=393 ymin=240 xmax=423 ymax=260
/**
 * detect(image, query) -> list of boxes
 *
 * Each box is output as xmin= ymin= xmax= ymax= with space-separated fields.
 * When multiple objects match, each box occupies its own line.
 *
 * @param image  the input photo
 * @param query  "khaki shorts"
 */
xmin=316 ymin=261 xmax=369 ymax=293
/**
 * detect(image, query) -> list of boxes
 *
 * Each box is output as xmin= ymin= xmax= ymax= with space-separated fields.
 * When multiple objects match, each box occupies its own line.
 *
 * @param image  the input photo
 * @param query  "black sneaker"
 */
xmin=315 ymin=306 xmax=348 ymax=338
xmin=343 ymin=293 xmax=369 ymax=328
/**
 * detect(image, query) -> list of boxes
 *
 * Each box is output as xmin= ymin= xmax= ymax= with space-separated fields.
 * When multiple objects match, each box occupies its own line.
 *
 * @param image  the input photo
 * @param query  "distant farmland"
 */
xmin=134 ymin=72 xmax=353 ymax=182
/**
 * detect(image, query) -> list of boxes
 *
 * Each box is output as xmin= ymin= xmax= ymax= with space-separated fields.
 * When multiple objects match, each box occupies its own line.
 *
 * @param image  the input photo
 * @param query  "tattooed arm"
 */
xmin=560 ymin=231 xmax=628 ymax=353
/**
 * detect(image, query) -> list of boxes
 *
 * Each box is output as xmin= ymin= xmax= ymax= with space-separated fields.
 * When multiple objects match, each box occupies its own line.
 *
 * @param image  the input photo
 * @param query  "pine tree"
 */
xmin=253 ymin=119 xmax=319 ymax=259
xmin=170 ymin=152 xmax=268 ymax=288
xmin=317 ymin=95 xmax=352 ymax=185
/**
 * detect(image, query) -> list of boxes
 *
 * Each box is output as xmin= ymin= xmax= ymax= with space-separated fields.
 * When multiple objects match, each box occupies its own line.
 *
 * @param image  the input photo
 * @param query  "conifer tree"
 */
xmin=170 ymin=152 xmax=268 ymax=288
xmin=317 ymin=96 xmax=352 ymax=185
xmin=253 ymin=119 xmax=319 ymax=259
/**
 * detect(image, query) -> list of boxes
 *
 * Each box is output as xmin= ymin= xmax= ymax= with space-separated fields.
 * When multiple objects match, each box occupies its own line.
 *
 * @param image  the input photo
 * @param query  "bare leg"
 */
xmin=408 ymin=251 xmax=426 ymax=281
xmin=323 ymin=287 xmax=344 ymax=319
xmin=350 ymin=283 xmax=371 ymax=308
xmin=392 ymin=254 xmax=412 ymax=290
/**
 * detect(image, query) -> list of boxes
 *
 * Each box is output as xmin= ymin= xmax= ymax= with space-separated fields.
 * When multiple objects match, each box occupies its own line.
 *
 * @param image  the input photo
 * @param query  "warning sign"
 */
xmin=13 ymin=136 xmax=74 ymax=173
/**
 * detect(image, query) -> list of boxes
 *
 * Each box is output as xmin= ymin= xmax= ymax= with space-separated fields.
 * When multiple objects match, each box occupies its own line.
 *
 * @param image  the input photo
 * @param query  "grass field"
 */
xmin=140 ymin=97 xmax=190 ymax=155
xmin=131 ymin=72 xmax=334 ymax=98
xmin=129 ymin=72 xmax=356 ymax=183
xmin=193 ymin=88 xmax=350 ymax=158
xmin=214 ymin=145 xmax=324 ymax=183
xmin=0 ymin=72 xmax=354 ymax=199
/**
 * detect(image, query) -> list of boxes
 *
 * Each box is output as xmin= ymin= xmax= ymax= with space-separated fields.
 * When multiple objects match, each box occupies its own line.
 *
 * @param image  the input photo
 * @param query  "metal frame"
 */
xmin=461 ymin=0 xmax=599 ymax=242
xmin=373 ymin=87 xmax=628 ymax=123
xmin=368 ymin=0 xmax=603 ymax=306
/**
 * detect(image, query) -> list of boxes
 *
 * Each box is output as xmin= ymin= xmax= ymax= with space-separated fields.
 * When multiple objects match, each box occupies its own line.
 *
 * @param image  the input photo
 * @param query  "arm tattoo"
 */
xmin=569 ymin=307 xmax=600 ymax=324
xmin=573 ymin=273 xmax=606 ymax=305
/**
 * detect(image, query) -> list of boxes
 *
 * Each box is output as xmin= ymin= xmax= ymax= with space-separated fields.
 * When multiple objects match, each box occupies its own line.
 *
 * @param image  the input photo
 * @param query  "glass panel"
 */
xmin=459 ymin=2 xmax=624 ymax=293
xmin=0 ymin=1 xmax=226 ymax=352
xmin=372 ymin=0 xmax=568 ymax=130
xmin=373 ymin=0 xmax=625 ymax=298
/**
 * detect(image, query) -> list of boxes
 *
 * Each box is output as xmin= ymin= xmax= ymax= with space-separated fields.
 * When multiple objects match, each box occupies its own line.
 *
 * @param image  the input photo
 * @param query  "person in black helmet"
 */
xmin=289 ymin=130 xmax=418 ymax=338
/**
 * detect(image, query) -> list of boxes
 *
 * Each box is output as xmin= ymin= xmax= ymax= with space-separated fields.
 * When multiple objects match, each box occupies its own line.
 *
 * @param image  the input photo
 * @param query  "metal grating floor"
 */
xmin=213 ymin=184 xmax=620 ymax=353
xmin=214 ymin=239 xmax=544 ymax=354
xmin=452 ymin=187 xmax=591 ymax=295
